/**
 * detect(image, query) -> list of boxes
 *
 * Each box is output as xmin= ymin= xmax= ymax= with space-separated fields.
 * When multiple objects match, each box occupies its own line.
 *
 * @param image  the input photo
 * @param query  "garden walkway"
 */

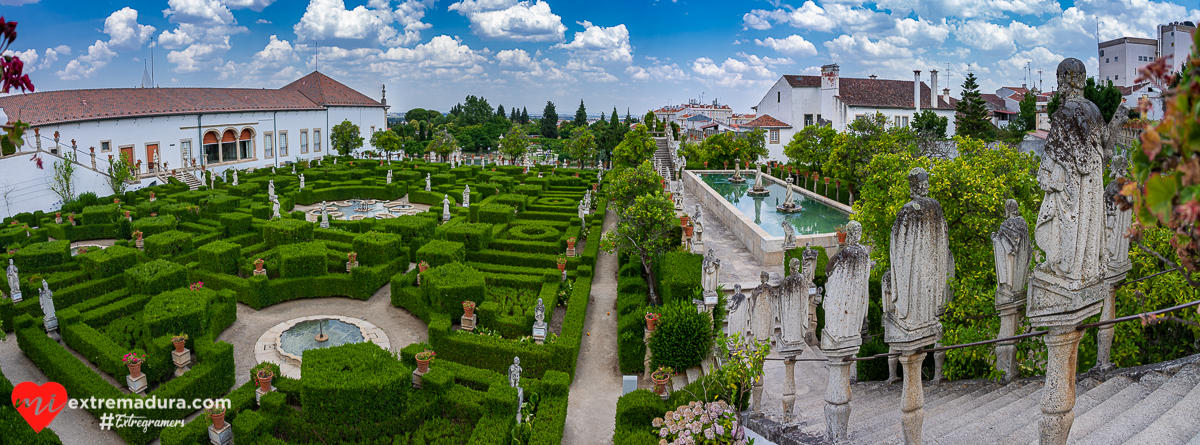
xmin=218 ymin=283 xmax=428 ymax=386
xmin=562 ymin=207 xmax=621 ymax=445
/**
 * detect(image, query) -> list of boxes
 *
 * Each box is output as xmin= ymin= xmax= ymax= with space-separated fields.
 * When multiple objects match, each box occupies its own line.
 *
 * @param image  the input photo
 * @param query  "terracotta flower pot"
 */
xmin=210 ymin=411 xmax=226 ymax=430
xmin=567 ymin=240 xmax=576 ymax=250
xmin=419 ymin=263 xmax=429 ymax=273
xmin=464 ymin=305 xmax=475 ymax=318
xmin=416 ymin=358 xmax=431 ymax=373
xmin=127 ymin=362 xmax=142 ymax=379
xmin=680 ymin=215 xmax=690 ymax=227
xmin=557 ymin=262 xmax=566 ymax=272
xmin=838 ymin=231 xmax=847 ymax=244
xmin=646 ymin=317 xmax=657 ymax=331
xmin=255 ymin=262 xmax=264 ymax=272
xmin=173 ymin=339 xmax=186 ymax=353
xmin=683 ymin=225 xmax=694 ymax=237
xmin=652 ymin=376 xmax=669 ymax=395
xmin=257 ymin=372 xmax=273 ymax=392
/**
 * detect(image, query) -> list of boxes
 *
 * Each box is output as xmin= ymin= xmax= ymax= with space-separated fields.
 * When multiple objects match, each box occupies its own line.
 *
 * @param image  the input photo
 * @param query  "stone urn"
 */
xmin=645 ymin=312 xmax=659 ymax=331
xmin=172 ymin=336 xmax=187 ymax=353
xmin=463 ymin=301 xmax=476 ymax=318
xmin=256 ymin=370 xmax=274 ymax=392
xmin=127 ymin=362 xmax=142 ymax=379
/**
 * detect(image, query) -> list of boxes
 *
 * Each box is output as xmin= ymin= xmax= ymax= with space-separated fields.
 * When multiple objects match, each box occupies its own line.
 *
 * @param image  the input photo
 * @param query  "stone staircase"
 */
xmin=750 ymin=354 xmax=1200 ymax=444
xmin=173 ymin=170 xmax=204 ymax=190
xmin=653 ymin=138 xmax=674 ymax=181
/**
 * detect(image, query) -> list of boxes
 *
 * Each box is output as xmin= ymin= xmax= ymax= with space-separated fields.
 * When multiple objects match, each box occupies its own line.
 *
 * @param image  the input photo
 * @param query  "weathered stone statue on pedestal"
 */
xmin=463 ymin=185 xmax=471 ymax=208
xmin=39 ymin=280 xmax=57 ymax=334
xmin=748 ymin=164 xmax=769 ymax=196
xmin=268 ymin=180 xmax=276 ymax=200
xmin=272 ymin=199 xmax=281 ymax=220
xmin=387 ymin=169 xmax=393 ymax=184
xmin=777 ymin=176 xmax=801 ymax=213
xmin=532 ymin=298 xmax=548 ymax=344
xmin=299 ymin=174 xmax=305 ymax=189
xmin=748 ymin=271 xmax=773 ymax=412
xmin=778 ymin=257 xmax=810 ymax=423
xmin=883 ymin=167 xmax=950 ymax=445
xmin=442 ymin=195 xmax=451 ymax=222
xmin=726 ymin=284 xmax=750 ymax=341
xmin=702 ymin=249 xmax=720 ymax=305
xmin=729 ymin=158 xmax=746 ymax=183
xmin=992 ymin=199 xmax=1032 ymax=382
xmin=232 ymin=170 xmax=239 ymax=186
xmin=821 ymin=221 xmax=870 ymax=443
xmin=801 ymin=247 xmax=822 ymax=345
xmin=1029 ymin=58 xmax=1116 ymax=445
xmin=509 ymin=357 xmax=522 ymax=388
xmin=1096 ymin=156 xmax=1134 ymax=372
xmin=781 ymin=220 xmax=797 ymax=250
xmin=425 ymin=173 xmax=432 ymax=192
xmin=7 ymin=259 xmax=21 ymax=302
xmin=320 ymin=201 xmax=330 ymax=229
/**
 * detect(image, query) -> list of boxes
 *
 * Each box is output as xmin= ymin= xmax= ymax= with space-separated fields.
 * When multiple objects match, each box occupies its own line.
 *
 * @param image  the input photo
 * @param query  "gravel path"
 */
xmin=562 ymin=208 xmax=621 ymax=445
xmin=217 ymin=283 xmax=428 ymax=387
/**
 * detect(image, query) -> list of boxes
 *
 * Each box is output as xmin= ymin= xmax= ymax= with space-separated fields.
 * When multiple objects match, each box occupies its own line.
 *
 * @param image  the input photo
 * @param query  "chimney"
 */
xmin=914 ymin=70 xmax=922 ymax=114
xmin=943 ymin=88 xmax=950 ymax=100
xmin=930 ymin=70 xmax=939 ymax=105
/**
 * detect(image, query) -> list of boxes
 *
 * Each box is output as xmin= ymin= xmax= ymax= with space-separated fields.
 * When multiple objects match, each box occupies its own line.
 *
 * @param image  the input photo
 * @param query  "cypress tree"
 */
xmin=521 ymin=107 xmax=530 ymax=125
xmin=574 ymin=100 xmax=588 ymax=127
xmin=497 ymin=104 xmax=505 ymax=119
xmin=541 ymin=101 xmax=559 ymax=139
xmin=510 ymin=107 xmax=519 ymax=122
xmin=954 ymin=72 xmax=994 ymax=140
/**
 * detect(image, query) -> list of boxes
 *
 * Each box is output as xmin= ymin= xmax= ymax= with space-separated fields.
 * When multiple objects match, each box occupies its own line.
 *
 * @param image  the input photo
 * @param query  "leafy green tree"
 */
xmin=49 ymin=151 xmax=78 ymax=205
xmin=912 ymin=110 xmax=949 ymax=139
xmin=568 ymin=128 xmax=596 ymax=168
xmin=604 ymin=160 xmax=663 ymax=212
xmin=509 ymin=106 xmax=519 ymax=122
xmin=600 ymin=161 xmax=675 ymax=304
xmin=826 ymin=112 xmax=917 ymax=183
xmin=330 ymin=119 xmax=364 ymax=156
xmin=955 ymin=72 xmax=995 ymax=140
xmin=1016 ymin=91 xmax=1038 ymax=132
xmin=105 ymin=152 xmax=133 ymax=195
xmin=677 ymin=140 xmax=705 ymax=166
xmin=540 ymin=101 xmax=559 ymax=139
xmin=370 ymin=129 xmax=403 ymax=162
xmin=405 ymin=108 xmax=434 ymax=123
xmin=701 ymin=131 xmax=767 ymax=168
xmin=426 ymin=128 xmax=458 ymax=161
xmin=496 ymin=104 xmax=505 ymax=119
xmin=521 ymin=107 xmax=530 ymax=125
xmin=574 ymin=100 xmax=587 ymax=127
xmin=612 ymin=124 xmax=656 ymax=168
xmin=1084 ymin=78 xmax=1124 ymax=123
xmin=499 ymin=125 xmax=530 ymax=162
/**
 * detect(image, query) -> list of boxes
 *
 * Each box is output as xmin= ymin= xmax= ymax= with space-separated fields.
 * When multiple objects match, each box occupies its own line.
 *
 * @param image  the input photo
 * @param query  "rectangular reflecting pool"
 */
xmin=700 ymin=173 xmax=849 ymax=236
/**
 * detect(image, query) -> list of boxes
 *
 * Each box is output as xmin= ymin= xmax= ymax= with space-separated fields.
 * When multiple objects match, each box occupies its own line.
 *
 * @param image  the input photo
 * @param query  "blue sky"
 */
xmin=2 ymin=0 xmax=1198 ymax=116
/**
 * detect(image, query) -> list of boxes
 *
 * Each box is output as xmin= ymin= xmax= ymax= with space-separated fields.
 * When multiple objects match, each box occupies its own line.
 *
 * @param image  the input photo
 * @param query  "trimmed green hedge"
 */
xmin=277 ymin=242 xmax=328 ymax=278
xmin=144 ymin=230 xmax=195 ymax=259
xmin=125 ymin=259 xmax=188 ymax=296
xmin=79 ymin=245 xmax=138 ymax=280
xmin=422 ymin=262 xmax=485 ymax=318
xmin=143 ymin=287 xmax=211 ymax=339
xmin=302 ymin=342 xmax=409 ymax=425
xmin=130 ymin=215 xmax=178 ymax=236
xmin=219 ymin=212 xmax=253 ymax=236
xmin=504 ymin=223 xmax=562 ymax=242
xmin=478 ymin=204 xmax=515 ymax=225
xmin=353 ymin=230 xmax=404 ymax=265
xmin=13 ymin=240 xmax=70 ymax=272
xmin=438 ymin=222 xmax=493 ymax=251
xmin=417 ymin=239 xmax=465 ymax=267
xmin=199 ymin=240 xmax=241 ymax=275
xmin=263 ymin=218 xmax=314 ymax=248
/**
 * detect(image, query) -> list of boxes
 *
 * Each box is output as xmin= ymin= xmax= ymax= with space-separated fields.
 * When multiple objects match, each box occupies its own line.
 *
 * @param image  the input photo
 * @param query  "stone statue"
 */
xmin=534 ymin=298 xmax=545 ymax=324
xmin=232 ymin=170 xmax=239 ymax=186
xmin=777 ymin=258 xmax=809 ymax=355
xmin=1034 ymin=57 xmax=1108 ymax=286
xmin=781 ymin=220 xmax=796 ymax=250
xmin=821 ymin=222 xmax=871 ymax=351
xmin=268 ymin=180 xmax=276 ymax=198
xmin=701 ymin=248 xmax=721 ymax=299
xmin=387 ymin=169 xmax=393 ymax=184
xmin=754 ymin=165 xmax=764 ymax=189
xmin=726 ymin=283 xmax=750 ymax=340
xmin=442 ymin=195 xmax=451 ymax=216
xmin=299 ymin=174 xmax=305 ymax=189
xmin=291 ymin=165 xmax=296 ymax=174
xmin=463 ymin=185 xmax=471 ymax=208
xmin=320 ymin=201 xmax=330 ymax=228
xmin=693 ymin=204 xmax=702 ymax=227
xmin=509 ymin=356 xmax=522 ymax=388
xmin=39 ymin=279 xmax=56 ymax=327
xmin=802 ymin=247 xmax=822 ymax=344
xmin=1105 ymin=156 xmax=1133 ymax=273
xmin=425 ymin=173 xmax=432 ymax=192
xmin=272 ymin=199 xmax=281 ymax=219
xmin=992 ymin=199 xmax=1032 ymax=305
xmin=883 ymin=167 xmax=950 ymax=346
xmin=749 ymin=271 xmax=773 ymax=342
xmin=7 ymin=259 xmax=19 ymax=301
xmin=578 ymin=200 xmax=586 ymax=219
xmin=783 ymin=176 xmax=795 ymax=205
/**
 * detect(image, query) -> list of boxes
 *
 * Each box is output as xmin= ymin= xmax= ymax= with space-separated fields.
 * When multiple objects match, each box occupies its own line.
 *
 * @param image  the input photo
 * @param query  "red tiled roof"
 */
xmin=980 ymin=94 xmax=1006 ymax=110
xmin=784 ymin=75 xmax=820 ymax=87
xmin=281 ymin=71 xmax=384 ymax=107
xmin=746 ymin=114 xmax=791 ymax=128
xmin=0 ymin=88 xmax=324 ymax=126
xmin=837 ymin=78 xmax=954 ymax=110
xmin=0 ymin=71 xmax=381 ymax=126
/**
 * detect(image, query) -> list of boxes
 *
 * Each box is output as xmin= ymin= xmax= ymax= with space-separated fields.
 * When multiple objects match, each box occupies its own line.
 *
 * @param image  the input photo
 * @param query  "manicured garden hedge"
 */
xmin=144 ymin=230 xmax=195 ymax=259
xmin=79 ymin=245 xmax=138 ymax=279
xmin=263 ymin=218 xmax=314 ymax=248
xmin=125 ymin=259 xmax=188 ymax=296
xmin=417 ymin=239 xmax=465 ymax=267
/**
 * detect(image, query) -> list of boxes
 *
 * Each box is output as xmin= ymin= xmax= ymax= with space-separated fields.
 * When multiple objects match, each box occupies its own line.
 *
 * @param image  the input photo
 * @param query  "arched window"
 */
xmin=221 ymin=129 xmax=237 ymax=163
xmin=203 ymin=131 xmax=219 ymax=164
xmin=239 ymin=129 xmax=254 ymax=159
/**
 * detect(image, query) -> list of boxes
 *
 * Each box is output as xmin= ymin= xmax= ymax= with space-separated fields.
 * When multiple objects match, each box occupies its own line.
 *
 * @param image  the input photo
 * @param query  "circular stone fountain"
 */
xmin=254 ymin=315 xmax=390 ymax=379
xmin=306 ymin=199 xmax=417 ymax=220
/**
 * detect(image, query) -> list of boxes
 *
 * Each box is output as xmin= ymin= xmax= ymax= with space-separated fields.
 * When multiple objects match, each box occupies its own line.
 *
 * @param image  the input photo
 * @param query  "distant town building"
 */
xmin=1098 ymin=21 xmax=1195 ymax=88
xmin=751 ymin=64 xmax=957 ymax=161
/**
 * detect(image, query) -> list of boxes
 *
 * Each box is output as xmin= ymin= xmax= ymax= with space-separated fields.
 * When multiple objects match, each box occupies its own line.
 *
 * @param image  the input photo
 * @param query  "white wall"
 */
xmin=754 ymin=78 xmax=796 ymax=126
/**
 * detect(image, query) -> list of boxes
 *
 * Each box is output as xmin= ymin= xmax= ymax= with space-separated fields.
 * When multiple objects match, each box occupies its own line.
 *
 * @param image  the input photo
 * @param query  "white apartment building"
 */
xmin=751 ymin=64 xmax=957 ymax=161
xmin=1098 ymin=21 xmax=1195 ymax=88
xmin=652 ymin=99 xmax=735 ymax=125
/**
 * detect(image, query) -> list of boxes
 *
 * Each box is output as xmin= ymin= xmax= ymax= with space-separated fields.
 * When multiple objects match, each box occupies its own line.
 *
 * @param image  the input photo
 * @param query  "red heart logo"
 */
xmin=11 ymin=382 xmax=68 ymax=433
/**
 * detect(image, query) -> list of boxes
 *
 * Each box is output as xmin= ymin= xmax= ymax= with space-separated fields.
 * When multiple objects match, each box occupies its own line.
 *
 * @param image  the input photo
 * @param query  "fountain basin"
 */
xmin=254 ymin=315 xmax=390 ymax=379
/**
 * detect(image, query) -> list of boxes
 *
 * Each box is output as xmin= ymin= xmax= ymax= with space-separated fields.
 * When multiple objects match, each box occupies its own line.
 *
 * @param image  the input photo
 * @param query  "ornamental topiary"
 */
xmin=277 ymin=242 xmax=328 ymax=278
xmin=79 ymin=245 xmax=138 ymax=280
xmin=143 ymin=287 xmax=212 ymax=339
xmin=416 ymin=239 xmax=465 ymax=268
xmin=301 ymin=342 xmax=408 ymax=425
xmin=421 ymin=262 xmax=485 ymax=318
xmin=219 ymin=212 xmax=252 ymax=236
xmin=125 ymin=259 xmax=188 ymax=296
xmin=437 ymin=222 xmax=492 ymax=252
xmin=130 ymin=215 xmax=177 ymax=237
xmin=478 ymin=204 xmax=515 ymax=225
xmin=263 ymin=218 xmax=314 ymax=248
xmin=13 ymin=240 xmax=70 ymax=272
xmin=352 ymin=231 xmax=404 ymax=265
xmin=144 ymin=230 xmax=195 ymax=259
xmin=198 ymin=241 xmax=241 ymax=275
xmin=504 ymin=223 xmax=562 ymax=242
xmin=647 ymin=299 xmax=713 ymax=371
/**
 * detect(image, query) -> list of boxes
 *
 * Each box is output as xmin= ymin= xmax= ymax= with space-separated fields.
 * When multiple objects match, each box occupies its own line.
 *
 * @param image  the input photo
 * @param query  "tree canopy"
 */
xmin=331 ymin=120 xmax=364 ymax=156
xmin=599 ymin=160 xmax=674 ymax=304
xmin=574 ymin=100 xmax=587 ymax=127
xmin=426 ymin=128 xmax=458 ymax=161
xmin=369 ymin=129 xmax=402 ymax=161
xmin=612 ymin=124 xmax=656 ymax=168
xmin=499 ymin=125 xmax=530 ymax=162
xmin=954 ymin=72 xmax=995 ymax=140
xmin=541 ymin=101 xmax=559 ymax=139
xmin=568 ymin=128 xmax=596 ymax=167
xmin=825 ymin=113 xmax=917 ymax=183
xmin=912 ymin=110 xmax=949 ymax=139
xmin=700 ymin=129 xmax=768 ymax=168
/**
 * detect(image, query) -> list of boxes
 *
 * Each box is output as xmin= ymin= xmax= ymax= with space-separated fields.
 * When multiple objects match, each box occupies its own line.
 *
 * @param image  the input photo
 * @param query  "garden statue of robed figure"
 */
xmin=702 ymin=248 xmax=720 ymax=302
xmin=7 ymin=259 xmax=21 ymax=302
xmin=821 ymin=221 xmax=870 ymax=443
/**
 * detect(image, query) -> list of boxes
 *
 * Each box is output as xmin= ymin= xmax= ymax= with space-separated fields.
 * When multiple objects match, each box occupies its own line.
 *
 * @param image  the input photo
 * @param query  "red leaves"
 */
xmin=0 ymin=16 xmax=33 ymax=94
xmin=28 ymin=153 xmax=42 ymax=169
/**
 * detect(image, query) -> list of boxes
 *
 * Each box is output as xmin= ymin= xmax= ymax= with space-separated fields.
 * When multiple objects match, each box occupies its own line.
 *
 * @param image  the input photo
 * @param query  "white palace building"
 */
xmin=0 ymin=71 xmax=387 ymax=216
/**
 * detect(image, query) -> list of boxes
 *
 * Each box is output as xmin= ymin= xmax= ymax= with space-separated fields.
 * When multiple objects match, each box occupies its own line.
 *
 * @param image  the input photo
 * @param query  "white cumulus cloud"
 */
xmin=553 ymin=21 xmax=632 ymax=64
xmin=448 ymin=0 xmax=566 ymax=42
xmin=754 ymin=35 xmax=817 ymax=57
xmin=57 ymin=41 xmax=117 ymax=80
xmin=294 ymin=0 xmax=433 ymax=47
xmin=104 ymin=7 xmax=156 ymax=52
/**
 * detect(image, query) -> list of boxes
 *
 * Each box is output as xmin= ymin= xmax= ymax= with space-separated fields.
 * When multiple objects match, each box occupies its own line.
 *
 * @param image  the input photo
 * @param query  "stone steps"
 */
xmin=1063 ymin=372 xmax=1164 ymax=444
xmin=1000 ymin=375 xmax=1128 ymax=444
xmin=1104 ymin=363 xmax=1200 ymax=445
xmin=173 ymin=170 xmax=203 ymax=190
xmin=925 ymin=381 xmax=1040 ymax=441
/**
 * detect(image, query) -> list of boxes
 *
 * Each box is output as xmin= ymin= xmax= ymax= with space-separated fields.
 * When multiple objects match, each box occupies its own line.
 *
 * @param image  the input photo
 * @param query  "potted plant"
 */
xmin=680 ymin=214 xmax=690 ymax=227
xmin=463 ymin=301 xmax=476 ymax=318
xmin=172 ymin=334 xmax=188 ymax=353
xmin=254 ymin=258 xmax=265 ymax=273
xmin=703 ymin=161 xmax=708 ymax=168
xmin=132 ymin=231 xmax=143 ymax=241
xmin=556 ymin=255 xmax=567 ymax=272
xmin=123 ymin=352 xmax=147 ymax=378
xmin=567 ymin=237 xmax=577 ymax=250
xmin=207 ymin=406 xmax=227 ymax=430
xmin=645 ymin=312 xmax=660 ymax=331
xmin=836 ymin=224 xmax=847 ymax=244
xmin=683 ymin=222 xmax=694 ymax=238
xmin=415 ymin=349 xmax=435 ymax=373
xmin=256 ymin=368 xmax=274 ymax=392
xmin=113 ymin=198 xmax=121 ymax=204
xmin=418 ymin=260 xmax=429 ymax=273
xmin=348 ymin=251 xmax=358 ymax=264
xmin=651 ymin=366 xmax=673 ymax=395
xmin=190 ymin=281 xmax=204 ymax=291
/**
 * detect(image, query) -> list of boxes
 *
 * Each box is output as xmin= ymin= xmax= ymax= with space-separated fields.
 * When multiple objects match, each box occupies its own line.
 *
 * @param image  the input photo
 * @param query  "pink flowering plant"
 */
xmin=122 ymin=351 xmax=147 ymax=365
xmin=651 ymin=400 xmax=749 ymax=445
xmin=189 ymin=281 xmax=204 ymax=291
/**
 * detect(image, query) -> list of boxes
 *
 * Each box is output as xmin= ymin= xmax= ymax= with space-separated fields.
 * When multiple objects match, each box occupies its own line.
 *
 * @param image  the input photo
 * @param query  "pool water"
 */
xmin=279 ymin=319 xmax=365 ymax=357
xmin=700 ymin=173 xmax=849 ymax=236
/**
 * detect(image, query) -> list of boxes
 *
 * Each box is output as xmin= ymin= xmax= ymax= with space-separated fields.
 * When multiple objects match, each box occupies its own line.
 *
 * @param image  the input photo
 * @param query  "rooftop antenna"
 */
xmin=315 ymin=42 xmax=319 ymax=72
xmin=151 ymin=37 xmax=155 ymax=87
xmin=1038 ymin=69 xmax=1044 ymax=92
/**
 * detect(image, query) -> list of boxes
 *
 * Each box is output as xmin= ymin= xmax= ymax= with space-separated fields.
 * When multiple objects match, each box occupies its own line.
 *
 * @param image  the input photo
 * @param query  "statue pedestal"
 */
xmin=253 ymin=269 xmax=267 ymax=277
xmin=898 ymin=350 xmax=927 ymax=445
xmin=172 ymin=349 xmax=192 ymax=377
xmin=411 ymin=368 xmax=427 ymax=389
xmin=1026 ymin=272 xmax=1105 ymax=328
xmin=780 ymin=353 xmax=803 ymax=424
xmin=994 ymin=301 xmax=1024 ymax=382
xmin=44 ymin=316 xmax=58 ymax=334
xmin=1040 ymin=327 xmax=1084 ymax=445
xmin=346 ymin=261 xmax=358 ymax=273
xmin=127 ymin=373 xmax=148 ymax=395
xmin=11 ymin=291 xmax=21 ymax=303
xmin=461 ymin=314 xmax=476 ymax=332
xmin=136 ymin=239 xmax=144 ymax=250
xmin=532 ymin=322 xmax=547 ymax=345
xmin=320 ymin=220 xmax=329 ymax=229
xmin=208 ymin=423 xmax=233 ymax=445
xmin=566 ymin=247 xmax=575 ymax=257
xmin=1095 ymin=262 xmax=1132 ymax=373
xmin=824 ymin=351 xmax=857 ymax=443
xmin=255 ymin=386 xmax=272 ymax=404
xmin=643 ymin=329 xmax=654 ymax=381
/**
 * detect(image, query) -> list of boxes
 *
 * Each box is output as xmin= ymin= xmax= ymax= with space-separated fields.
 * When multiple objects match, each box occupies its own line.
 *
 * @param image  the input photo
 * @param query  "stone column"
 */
xmin=1093 ymin=287 xmax=1117 ymax=373
xmin=751 ymin=375 xmax=764 ymax=412
xmin=824 ymin=355 xmax=854 ymax=443
xmin=781 ymin=358 xmax=797 ymax=423
xmin=643 ymin=328 xmax=654 ymax=381
xmin=931 ymin=344 xmax=946 ymax=385
xmin=899 ymin=351 xmax=927 ymax=445
xmin=995 ymin=303 xmax=1023 ymax=382
xmin=1040 ymin=327 xmax=1083 ymax=445
xmin=887 ymin=348 xmax=899 ymax=384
